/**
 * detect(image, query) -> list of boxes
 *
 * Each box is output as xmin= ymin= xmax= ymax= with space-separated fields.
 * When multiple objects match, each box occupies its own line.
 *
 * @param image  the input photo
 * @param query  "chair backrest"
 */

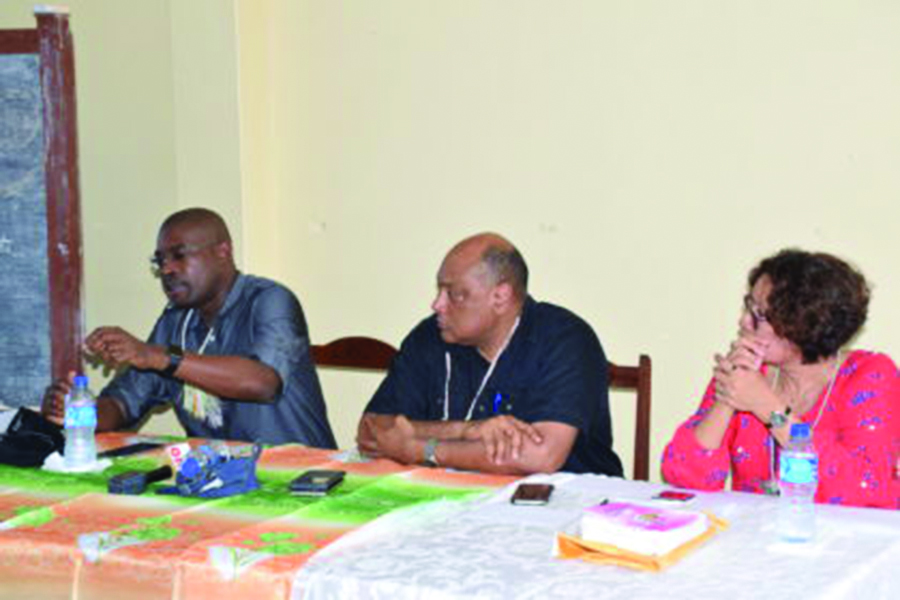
xmin=310 ymin=336 xmax=397 ymax=371
xmin=608 ymin=355 xmax=652 ymax=481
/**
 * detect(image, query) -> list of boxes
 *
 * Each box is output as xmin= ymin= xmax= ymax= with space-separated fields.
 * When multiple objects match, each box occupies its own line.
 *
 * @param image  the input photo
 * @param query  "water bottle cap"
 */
xmin=73 ymin=375 xmax=89 ymax=388
xmin=789 ymin=422 xmax=811 ymax=441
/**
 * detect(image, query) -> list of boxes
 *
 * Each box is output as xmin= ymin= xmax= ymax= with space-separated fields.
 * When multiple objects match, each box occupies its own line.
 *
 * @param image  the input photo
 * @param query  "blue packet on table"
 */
xmin=157 ymin=443 xmax=261 ymax=498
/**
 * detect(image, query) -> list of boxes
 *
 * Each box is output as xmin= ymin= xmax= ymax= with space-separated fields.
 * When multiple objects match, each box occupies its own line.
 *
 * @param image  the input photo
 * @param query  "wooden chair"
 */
xmin=311 ymin=336 xmax=397 ymax=371
xmin=608 ymin=355 xmax=653 ymax=481
xmin=312 ymin=338 xmax=652 ymax=480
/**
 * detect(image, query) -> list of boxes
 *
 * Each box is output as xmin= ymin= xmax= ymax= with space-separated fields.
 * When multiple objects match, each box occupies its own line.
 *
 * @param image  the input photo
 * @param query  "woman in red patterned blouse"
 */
xmin=662 ymin=249 xmax=899 ymax=509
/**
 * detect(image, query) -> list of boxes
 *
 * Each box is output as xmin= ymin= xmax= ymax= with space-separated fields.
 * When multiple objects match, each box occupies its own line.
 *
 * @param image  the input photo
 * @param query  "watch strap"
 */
xmin=162 ymin=344 xmax=184 ymax=377
xmin=422 ymin=438 xmax=440 ymax=467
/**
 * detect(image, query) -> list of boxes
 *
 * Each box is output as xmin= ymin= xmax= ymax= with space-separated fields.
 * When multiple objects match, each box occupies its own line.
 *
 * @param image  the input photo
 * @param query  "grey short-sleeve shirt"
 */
xmin=101 ymin=274 xmax=336 ymax=448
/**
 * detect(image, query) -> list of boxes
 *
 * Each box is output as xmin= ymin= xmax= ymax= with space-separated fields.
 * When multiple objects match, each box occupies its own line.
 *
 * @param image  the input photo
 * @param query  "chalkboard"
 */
xmin=0 ymin=53 xmax=51 ymax=406
xmin=0 ymin=9 xmax=83 ymax=407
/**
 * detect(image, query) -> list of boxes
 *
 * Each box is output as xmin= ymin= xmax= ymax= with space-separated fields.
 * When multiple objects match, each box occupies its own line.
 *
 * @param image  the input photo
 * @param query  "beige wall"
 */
xmin=5 ymin=2 xmax=900 ymax=479
xmin=236 ymin=2 xmax=900 ymax=478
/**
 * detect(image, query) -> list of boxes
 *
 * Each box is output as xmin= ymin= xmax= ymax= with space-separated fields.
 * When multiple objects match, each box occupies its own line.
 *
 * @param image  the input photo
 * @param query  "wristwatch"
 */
xmin=422 ymin=438 xmax=440 ymax=467
xmin=162 ymin=344 xmax=184 ymax=377
xmin=767 ymin=405 xmax=792 ymax=429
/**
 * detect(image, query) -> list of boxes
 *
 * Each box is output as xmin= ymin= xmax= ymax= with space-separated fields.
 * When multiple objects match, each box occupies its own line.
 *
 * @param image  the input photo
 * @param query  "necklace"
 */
xmin=773 ymin=354 xmax=841 ymax=430
xmin=763 ymin=354 xmax=843 ymax=494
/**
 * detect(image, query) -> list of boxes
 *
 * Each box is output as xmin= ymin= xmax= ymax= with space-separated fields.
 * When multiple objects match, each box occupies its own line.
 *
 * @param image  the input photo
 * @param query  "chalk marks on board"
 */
xmin=0 ymin=53 xmax=52 ymax=406
xmin=0 ymin=55 xmax=43 ymax=204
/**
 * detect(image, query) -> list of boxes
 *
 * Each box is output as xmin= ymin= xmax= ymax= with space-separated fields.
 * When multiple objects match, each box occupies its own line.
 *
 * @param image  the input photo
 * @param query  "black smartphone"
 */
xmin=510 ymin=483 xmax=554 ymax=505
xmin=289 ymin=469 xmax=346 ymax=496
xmin=98 ymin=442 xmax=165 ymax=459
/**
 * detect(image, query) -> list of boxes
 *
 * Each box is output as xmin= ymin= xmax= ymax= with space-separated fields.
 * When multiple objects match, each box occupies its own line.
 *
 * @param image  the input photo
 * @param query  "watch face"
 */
xmin=769 ymin=411 xmax=787 ymax=428
xmin=423 ymin=439 xmax=439 ymax=466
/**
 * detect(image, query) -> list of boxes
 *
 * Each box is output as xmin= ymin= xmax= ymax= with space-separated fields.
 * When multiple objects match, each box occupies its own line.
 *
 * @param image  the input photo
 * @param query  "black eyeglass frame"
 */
xmin=149 ymin=242 xmax=218 ymax=270
xmin=743 ymin=294 xmax=769 ymax=330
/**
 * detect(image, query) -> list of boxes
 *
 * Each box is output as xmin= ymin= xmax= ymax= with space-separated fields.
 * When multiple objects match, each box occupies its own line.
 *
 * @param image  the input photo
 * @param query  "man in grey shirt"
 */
xmin=42 ymin=208 xmax=335 ymax=448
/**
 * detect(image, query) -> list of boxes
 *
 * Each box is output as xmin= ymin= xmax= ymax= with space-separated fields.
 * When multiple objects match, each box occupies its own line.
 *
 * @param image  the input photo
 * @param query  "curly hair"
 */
xmin=748 ymin=249 xmax=869 ymax=363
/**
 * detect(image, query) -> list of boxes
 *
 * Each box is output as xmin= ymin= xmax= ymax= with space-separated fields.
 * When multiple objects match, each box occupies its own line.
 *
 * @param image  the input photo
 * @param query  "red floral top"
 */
xmin=662 ymin=350 xmax=900 ymax=509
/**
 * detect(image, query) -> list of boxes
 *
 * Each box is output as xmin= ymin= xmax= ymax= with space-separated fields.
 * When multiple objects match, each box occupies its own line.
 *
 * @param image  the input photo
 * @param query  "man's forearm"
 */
xmin=431 ymin=439 xmax=544 ymax=475
xmin=361 ymin=413 xmax=575 ymax=475
xmin=406 ymin=419 xmax=470 ymax=441
xmin=96 ymin=396 xmax=128 ymax=432
xmin=372 ymin=434 xmax=519 ymax=473
xmin=433 ymin=421 xmax=576 ymax=474
xmin=173 ymin=354 xmax=282 ymax=402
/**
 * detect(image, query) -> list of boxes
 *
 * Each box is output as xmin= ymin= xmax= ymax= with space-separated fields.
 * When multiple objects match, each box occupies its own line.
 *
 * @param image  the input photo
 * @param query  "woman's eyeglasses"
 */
xmin=743 ymin=294 xmax=769 ymax=330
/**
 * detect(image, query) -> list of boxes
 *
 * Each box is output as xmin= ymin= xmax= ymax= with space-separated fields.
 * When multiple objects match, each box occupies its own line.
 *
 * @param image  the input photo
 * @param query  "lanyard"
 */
xmin=180 ymin=309 xmax=215 ymax=355
xmin=442 ymin=316 xmax=520 ymax=422
xmin=178 ymin=309 xmax=223 ymax=427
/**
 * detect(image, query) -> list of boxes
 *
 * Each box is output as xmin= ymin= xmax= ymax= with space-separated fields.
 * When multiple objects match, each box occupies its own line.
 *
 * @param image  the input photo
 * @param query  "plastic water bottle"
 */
xmin=777 ymin=423 xmax=818 ymax=542
xmin=63 ymin=375 xmax=97 ymax=470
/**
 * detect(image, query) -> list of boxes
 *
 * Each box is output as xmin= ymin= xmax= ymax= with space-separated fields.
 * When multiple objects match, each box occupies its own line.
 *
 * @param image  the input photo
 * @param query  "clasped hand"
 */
xmin=357 ymin=414 xmax=418 ymax=463
xmin=461 ymin=415 xmax=542 ymax=465
xmin=714 ymin=334 xmax=771 ymax=414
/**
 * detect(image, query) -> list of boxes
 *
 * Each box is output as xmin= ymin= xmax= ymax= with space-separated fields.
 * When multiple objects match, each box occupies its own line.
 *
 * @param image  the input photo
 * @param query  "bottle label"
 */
xmin=166 ymin=442 xmax=192 ymax=471
xmin=65 ymin=405 xmax=97 ymax=429
xmin=780 ymin=454 xmax=818 ymax=485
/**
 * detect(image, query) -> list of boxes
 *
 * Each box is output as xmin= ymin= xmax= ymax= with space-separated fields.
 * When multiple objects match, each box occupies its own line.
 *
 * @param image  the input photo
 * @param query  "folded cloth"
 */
xmin=556 ymin=510 xmax=728 ymax=572
xmin=42 ymin=451 xmax=112 ymax=474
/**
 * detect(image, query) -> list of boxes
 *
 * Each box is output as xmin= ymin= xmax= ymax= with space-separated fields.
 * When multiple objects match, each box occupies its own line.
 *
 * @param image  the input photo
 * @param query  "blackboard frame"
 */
xmin=0 ymin=8 xmax=83 ymax=390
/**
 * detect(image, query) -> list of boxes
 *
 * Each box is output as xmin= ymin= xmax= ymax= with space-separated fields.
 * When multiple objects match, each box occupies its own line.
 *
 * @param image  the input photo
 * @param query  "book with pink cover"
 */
xmin=580 ymin=501 xmax=710 ymax=556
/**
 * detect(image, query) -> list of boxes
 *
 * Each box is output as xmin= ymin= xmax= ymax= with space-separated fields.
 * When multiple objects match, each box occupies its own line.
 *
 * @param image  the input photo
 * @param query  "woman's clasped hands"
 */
xmin=713 ymin=333 xmax=772 ymax=415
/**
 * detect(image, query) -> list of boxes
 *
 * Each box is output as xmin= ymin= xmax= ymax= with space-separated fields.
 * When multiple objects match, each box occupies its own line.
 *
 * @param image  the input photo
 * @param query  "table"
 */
xmin=0 ymin=433 xmax=515 ymax=600
xmin=291 ymin=473 xmax=900 ymax=600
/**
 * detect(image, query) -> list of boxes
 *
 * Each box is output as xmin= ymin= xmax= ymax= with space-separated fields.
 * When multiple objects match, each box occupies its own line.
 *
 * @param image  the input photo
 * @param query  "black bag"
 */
xmin=0 ymin=408 xmax=65 ymax=467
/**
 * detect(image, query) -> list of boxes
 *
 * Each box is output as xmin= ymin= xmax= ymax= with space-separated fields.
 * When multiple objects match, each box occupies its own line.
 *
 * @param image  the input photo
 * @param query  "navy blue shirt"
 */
xmin=102 ymin=274 xmax=337 ymax=448
xmin=366 ymin=297 xmax=623 ymax=475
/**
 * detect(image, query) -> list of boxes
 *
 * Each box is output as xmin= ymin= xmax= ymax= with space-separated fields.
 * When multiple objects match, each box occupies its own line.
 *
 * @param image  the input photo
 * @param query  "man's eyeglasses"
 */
xmin=743 ymin=294 xmax=769 ymax=330
xmin=149 ymin=243 xmax=217 ymax=270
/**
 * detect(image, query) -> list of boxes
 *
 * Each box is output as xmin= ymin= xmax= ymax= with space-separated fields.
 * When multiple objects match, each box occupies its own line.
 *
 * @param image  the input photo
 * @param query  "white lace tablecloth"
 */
xmin=291 ymin=474 xmax=900 ymax=600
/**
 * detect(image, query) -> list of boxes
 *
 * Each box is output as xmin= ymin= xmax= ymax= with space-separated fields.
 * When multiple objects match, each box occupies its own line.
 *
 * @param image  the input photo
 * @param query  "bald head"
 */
xmin=431 ymin=233 xmax=528 ymax=356
xmin=448 ymin=233 xmax=529 ymax=302
xmin=160 ymin=208 xmax=232 ymax=245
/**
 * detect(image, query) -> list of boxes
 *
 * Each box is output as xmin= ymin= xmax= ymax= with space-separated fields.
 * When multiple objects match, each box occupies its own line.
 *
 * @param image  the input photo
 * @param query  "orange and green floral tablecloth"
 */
xmin=0 ymin=433 xmax=517 ymax=600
